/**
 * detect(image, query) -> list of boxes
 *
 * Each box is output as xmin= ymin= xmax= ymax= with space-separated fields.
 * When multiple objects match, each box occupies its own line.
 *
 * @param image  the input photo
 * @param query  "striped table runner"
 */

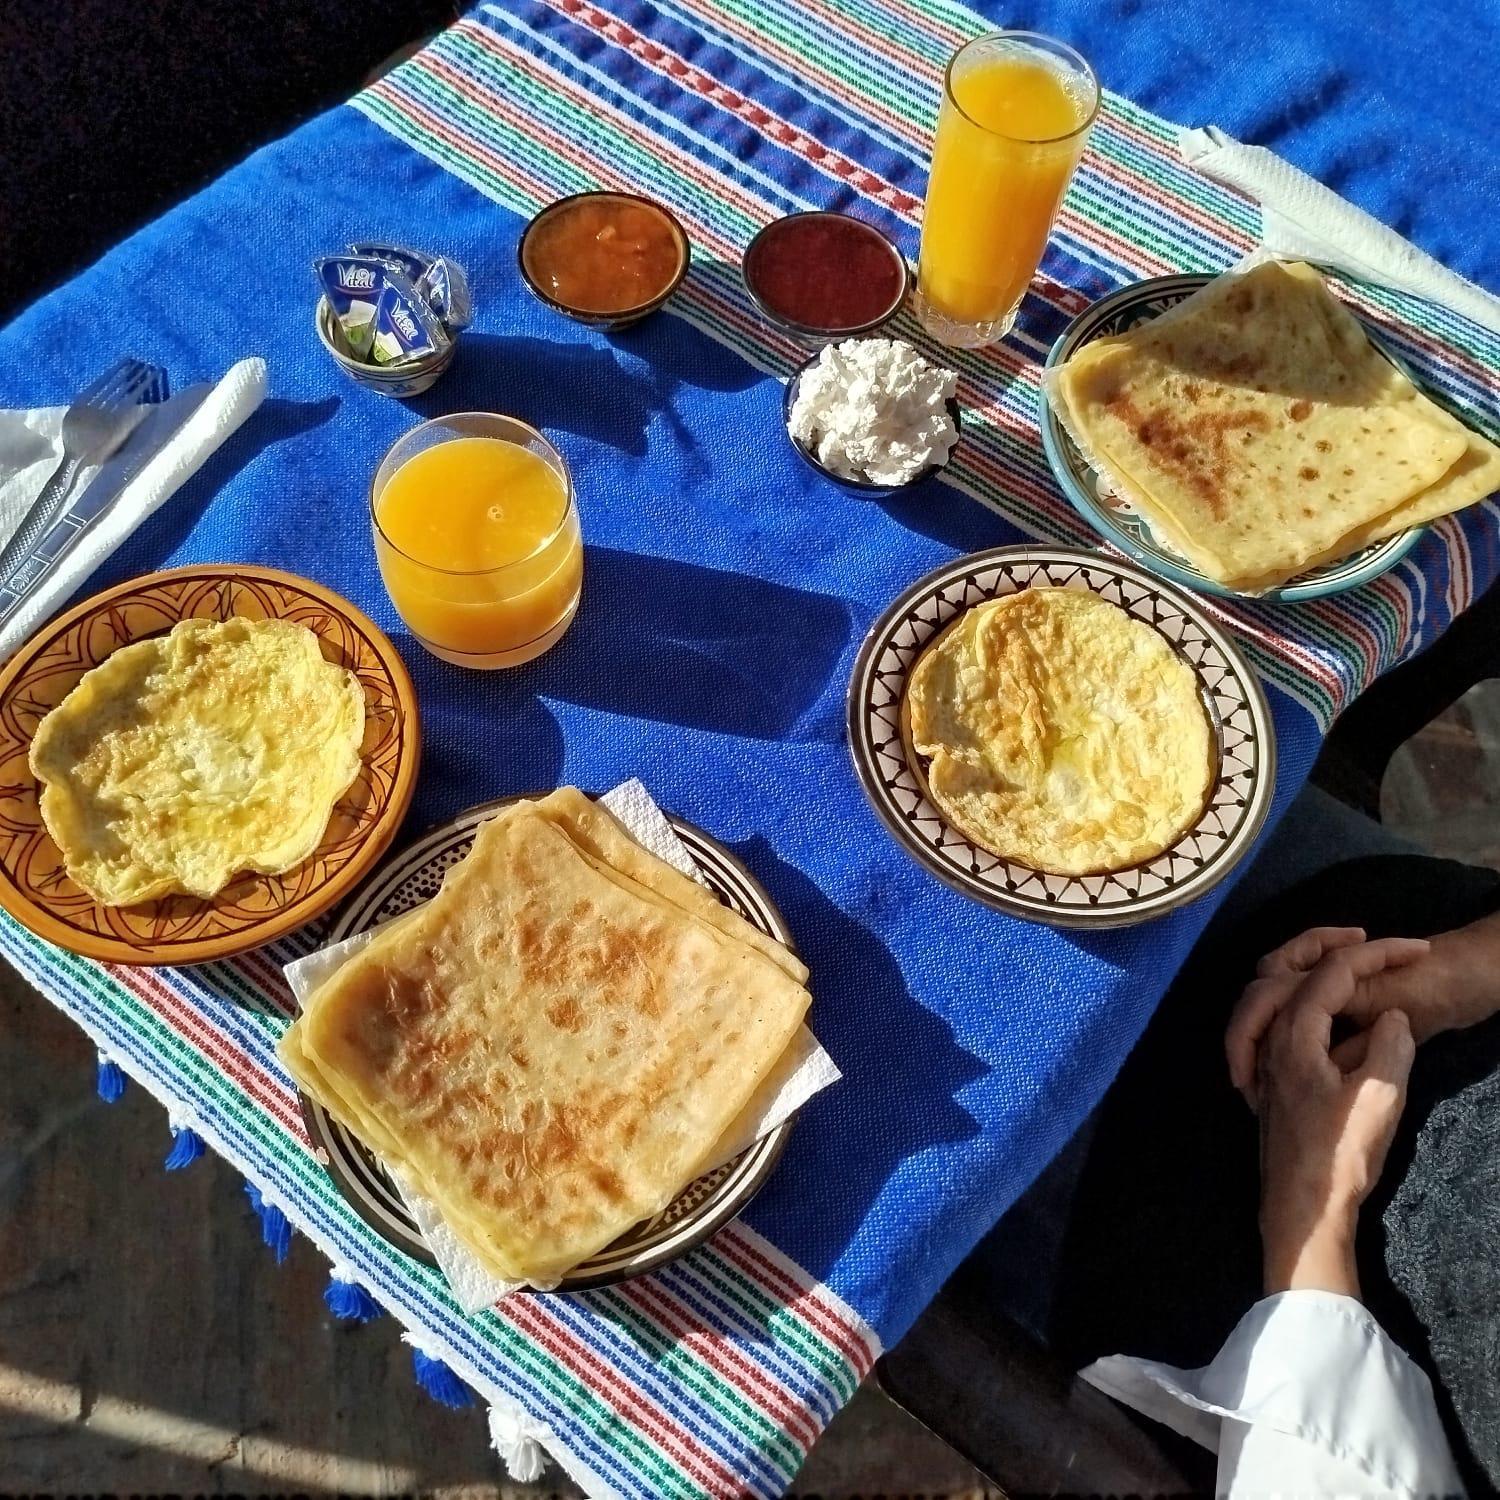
xmin=4 ymin=0 xmax=1498 ymax=1496
xmin=354 ymin=0 xmax=1500 ymax=732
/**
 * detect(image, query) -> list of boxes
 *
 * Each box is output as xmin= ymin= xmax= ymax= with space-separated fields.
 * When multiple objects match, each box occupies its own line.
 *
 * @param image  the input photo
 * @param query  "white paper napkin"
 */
xmin=1179 ymin=126 xmax=1500 ymax=334
xmin=284 ymin=779 xmax=838 ymax=1313
xmin=0 ymin=357 xmax=268 ymax=661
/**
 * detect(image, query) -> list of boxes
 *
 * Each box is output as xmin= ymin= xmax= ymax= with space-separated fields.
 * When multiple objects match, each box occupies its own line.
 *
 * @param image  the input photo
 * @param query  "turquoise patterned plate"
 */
xmin=1039 ymin=273 xmax=1423 ymax=603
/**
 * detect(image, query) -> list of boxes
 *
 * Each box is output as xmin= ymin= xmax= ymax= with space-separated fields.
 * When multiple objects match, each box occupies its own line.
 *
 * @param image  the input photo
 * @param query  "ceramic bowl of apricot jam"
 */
xmin=518 ymin=192 xmax=691 ymax=331
xmin=742 ymin=211 xmax=909 ymax=348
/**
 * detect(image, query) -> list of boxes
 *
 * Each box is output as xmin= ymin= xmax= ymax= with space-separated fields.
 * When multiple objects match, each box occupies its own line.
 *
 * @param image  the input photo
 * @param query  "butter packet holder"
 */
xmin=348 ymin=242 xmax=472 ymax=332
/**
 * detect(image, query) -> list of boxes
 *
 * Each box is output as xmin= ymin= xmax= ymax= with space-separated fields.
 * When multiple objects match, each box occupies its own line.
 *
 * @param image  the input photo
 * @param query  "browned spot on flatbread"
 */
xmin=546 ymin=995 xmax=584 ymax=1032
xmin=1315 ymin=439 xmax=1332 ymax=453
xmin=588 ymin=1165 xmax=625 ymax=1203
xmin=1105 ymin=387 xmax=1271 ymax=516
xmin=1288 ymin=400 xmax=1312 ymax=421
xmin=1299 ymin=466 xmax=1320 ymax=481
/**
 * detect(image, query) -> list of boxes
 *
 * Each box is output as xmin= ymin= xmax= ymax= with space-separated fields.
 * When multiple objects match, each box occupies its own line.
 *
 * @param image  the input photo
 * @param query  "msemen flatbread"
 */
xmin=905 ymin=588 xmax=1214 ymax=874
xmin=280 ymin=796 xmax=811 ymax=1285
xmin=1052 ymin=261 xmax=1500 ymax=589
xmin=30 ymin=617 xmax=365 ymax=905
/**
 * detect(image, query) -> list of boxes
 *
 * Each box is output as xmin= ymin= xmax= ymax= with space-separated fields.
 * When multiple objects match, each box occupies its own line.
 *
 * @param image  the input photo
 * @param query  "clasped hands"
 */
xmin=1223 ymin=925 xmax=1481 ymax=1299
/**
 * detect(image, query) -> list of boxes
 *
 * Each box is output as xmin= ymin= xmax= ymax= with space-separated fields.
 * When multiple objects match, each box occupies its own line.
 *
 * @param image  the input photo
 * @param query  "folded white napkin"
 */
xmin=0 ymin=357 xmax=268 ymax=661
xmin=284 ymin=778 xmax=838 ymax=1314
xmin=1179 ymin=126 xmax=1500 ymax=334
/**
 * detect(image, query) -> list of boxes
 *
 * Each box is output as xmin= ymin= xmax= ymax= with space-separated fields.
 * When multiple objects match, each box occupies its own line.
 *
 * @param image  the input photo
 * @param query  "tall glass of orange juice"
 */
xmin=371 ymin=414 xmax=583 ymax=669
xmin=915 ymin=32 xmax=1098 ymax=348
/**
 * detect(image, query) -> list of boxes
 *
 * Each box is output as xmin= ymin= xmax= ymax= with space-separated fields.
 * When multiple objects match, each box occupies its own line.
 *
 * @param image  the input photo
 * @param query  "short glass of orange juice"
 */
xmin=370 ymin=413 xmax=583 ymax=669
xmin=915 ymin=31 xmax=1098 ymax=348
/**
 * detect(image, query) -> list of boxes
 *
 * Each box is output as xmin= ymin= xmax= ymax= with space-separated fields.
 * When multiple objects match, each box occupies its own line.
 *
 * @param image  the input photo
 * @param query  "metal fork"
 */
xmin=0 ymin=358 xmax=167 ymax=589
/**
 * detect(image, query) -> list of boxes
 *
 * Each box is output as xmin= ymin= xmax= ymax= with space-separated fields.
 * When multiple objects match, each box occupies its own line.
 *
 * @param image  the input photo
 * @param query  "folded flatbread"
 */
xmin=1052 ymin=261 xmax=1500 ymax=590
xmin=281 ymin=791 xmax=811 ymax=1286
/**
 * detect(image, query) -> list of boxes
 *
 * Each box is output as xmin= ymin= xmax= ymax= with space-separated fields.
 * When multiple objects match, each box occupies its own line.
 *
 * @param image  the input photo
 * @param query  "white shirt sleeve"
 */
xmin=1079 ymin=1290 xmax=1464 ymax=1498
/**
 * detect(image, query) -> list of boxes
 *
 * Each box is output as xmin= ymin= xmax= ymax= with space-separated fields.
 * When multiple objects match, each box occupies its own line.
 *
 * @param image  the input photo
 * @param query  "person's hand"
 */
xmin=1257 ymin=948 xmax=1417 ymax=1299
xmin=1226 ymin=928 xmax=1432 ymax=1108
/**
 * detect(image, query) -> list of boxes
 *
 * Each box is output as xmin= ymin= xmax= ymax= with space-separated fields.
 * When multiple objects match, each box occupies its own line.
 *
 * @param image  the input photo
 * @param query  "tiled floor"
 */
xmin=1382 ymin=682 xmax=1500 ymax=870
xmin=3 ymin=685 xmax=1494 ymax=1496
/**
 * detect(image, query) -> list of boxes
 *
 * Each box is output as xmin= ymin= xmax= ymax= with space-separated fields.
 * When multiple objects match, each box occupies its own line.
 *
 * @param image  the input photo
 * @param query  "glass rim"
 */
xmin=369 ymin=412 xmax=576 ymax=577
xmin=943 ymin=30 xmax=1099 ymax=145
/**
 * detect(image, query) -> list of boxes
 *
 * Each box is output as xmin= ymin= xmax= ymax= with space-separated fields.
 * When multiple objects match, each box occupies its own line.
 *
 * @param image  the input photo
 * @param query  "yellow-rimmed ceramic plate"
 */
xmin=0 ymin=565 xmax=420 ymax=964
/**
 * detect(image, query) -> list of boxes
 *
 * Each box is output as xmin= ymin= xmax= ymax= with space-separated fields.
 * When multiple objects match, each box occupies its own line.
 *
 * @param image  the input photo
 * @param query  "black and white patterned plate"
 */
xmin=847 ymin=547 xmax=1276 ymax=927
xmin=1039 ymin=273 xmax=1423 ymax=602
xmin=299 ymin=795 xmax=796 ymax=1291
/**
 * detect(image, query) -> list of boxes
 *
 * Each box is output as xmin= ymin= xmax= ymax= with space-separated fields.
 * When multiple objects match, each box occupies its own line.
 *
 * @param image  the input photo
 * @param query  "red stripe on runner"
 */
xmin=618 ymin=1276 xmax=822 ymax=1450
xmin=713 ymin=1227 xmax=877 ymax=1378
xmin=374 ymin=63 xmax=798 ymax=362
xmin=499 ymin=1295 xmax=750 ymax=1497
xmin=547 ymin=0 xmax=920 ymax=213
xmin=105 ymin=964 xmax=309 ymax=1141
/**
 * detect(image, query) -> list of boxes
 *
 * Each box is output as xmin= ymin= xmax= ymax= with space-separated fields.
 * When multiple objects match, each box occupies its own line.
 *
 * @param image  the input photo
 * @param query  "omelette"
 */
xmin=280 ymin=790 xmax=812 ymax=1287
xmin=905 ymin=588 xmax=1214 ymax=874
xmin=31 ymin=617 xmax=365 ymax=905
xmin=1050 ymin=261 xmax=1500 ymax=591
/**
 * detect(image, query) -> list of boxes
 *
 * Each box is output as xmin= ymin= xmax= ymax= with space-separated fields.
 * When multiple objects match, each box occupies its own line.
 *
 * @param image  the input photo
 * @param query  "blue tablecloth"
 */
xmin=1 ymin=1 xmax=1496 ymax=1493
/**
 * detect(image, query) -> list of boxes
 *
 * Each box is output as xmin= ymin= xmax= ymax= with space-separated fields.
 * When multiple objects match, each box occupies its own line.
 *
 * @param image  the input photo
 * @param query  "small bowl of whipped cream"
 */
xmin=783 ymin=338 xmax=961 ymax=495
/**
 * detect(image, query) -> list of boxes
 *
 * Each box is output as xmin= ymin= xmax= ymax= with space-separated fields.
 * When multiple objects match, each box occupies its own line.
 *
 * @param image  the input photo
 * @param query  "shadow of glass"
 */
xmin=386 ymin=632 xmax=567 ymax=823
xmin=408 ymin=333 xmax=654 ymax=456
xmin=518 ymin=546 xmax=853 ymax=740
xmin=406 ymin=309 xmax=762 ymax=461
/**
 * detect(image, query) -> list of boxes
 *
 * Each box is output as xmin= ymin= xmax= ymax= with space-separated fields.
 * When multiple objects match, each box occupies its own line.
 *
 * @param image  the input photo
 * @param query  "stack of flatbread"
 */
xmin=280 ymin=788 xmax=812 ymax=1288
xmin=1050 ymin=261 xmax=1500 ymax=591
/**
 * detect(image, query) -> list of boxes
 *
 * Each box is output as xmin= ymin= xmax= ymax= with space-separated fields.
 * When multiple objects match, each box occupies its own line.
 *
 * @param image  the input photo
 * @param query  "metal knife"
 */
xmin=0 ymin=383 xmax=214 ymax=630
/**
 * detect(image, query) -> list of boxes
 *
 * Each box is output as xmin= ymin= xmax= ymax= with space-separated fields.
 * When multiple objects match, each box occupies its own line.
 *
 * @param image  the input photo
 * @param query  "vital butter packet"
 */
xmin=349 ymin=242 xmax=472 ymax=332
xmin=370 ymin=279 xmax=450 ymax=366
xmin=315 ymin=255 xmax=390 ymax=359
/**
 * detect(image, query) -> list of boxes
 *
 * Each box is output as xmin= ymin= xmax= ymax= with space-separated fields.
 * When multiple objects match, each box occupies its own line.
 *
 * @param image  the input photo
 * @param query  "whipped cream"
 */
xmin=788 ymin=338 xmax=959 ymax=486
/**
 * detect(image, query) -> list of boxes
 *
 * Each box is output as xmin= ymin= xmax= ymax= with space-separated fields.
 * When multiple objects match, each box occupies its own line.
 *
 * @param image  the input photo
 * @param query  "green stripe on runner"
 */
xmin=4 ymin=922 xmax=852 ymax=1493
xmin=590 ymin=1286 xmax=806 ymax=1474
xmin=688 ymin=1251 xmax=862 ymax=1405
xmin=366 ymin=30 xmax=1349 ymax=729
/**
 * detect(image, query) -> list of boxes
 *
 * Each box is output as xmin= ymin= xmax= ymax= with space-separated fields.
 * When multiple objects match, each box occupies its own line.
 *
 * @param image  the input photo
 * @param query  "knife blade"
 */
xmin=0 ymin=383 xmax=214 ymax=629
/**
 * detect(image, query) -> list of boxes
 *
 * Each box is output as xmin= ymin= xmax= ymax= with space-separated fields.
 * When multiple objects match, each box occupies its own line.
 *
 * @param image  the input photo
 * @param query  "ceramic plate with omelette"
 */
xmin=1041 ymin=261 xmax=1500 ymax=600
xmin=847 ymin=546 xmax=1275 ymax=927
xmin=0 ymin=566 xmax=419 ymax=964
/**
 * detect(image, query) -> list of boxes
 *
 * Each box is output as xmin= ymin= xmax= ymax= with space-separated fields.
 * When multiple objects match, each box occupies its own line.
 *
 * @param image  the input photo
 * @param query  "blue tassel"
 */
xmin=411 ymin=1347 xmax=474 ymax=1409
xmin=325 ymin=1275 xmax=382 ymax=1323
xmin=244 ymin=1182 xmax=292 ymax=1263
xmin=96 ymin=1055 xmax=126 ymax=1103
xmin=163 ymin=1126 xmax=205 ymax=1170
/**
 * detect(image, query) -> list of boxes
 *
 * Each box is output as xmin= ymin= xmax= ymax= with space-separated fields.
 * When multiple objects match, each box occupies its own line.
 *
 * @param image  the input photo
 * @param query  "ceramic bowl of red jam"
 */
xmin=519 ymin=192 xmax=691 ymax=330
xmin=742 ymin=212 xmax=909 ymax=346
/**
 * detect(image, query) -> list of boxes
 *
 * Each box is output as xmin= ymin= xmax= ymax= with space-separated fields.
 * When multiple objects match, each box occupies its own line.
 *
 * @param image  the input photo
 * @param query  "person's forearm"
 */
xmin=1423 ymin=908 xmax=1500 ymax=1033
xmin=1262 ymin=1202 xmax=1360 ymax=1299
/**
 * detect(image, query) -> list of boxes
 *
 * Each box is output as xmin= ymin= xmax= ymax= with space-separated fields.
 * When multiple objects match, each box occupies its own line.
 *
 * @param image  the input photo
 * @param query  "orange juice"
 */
xmin=372 ymin=423 xmax=583 ymax=668
xmin=916 ymin=35 xmax=1096 ymax=346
